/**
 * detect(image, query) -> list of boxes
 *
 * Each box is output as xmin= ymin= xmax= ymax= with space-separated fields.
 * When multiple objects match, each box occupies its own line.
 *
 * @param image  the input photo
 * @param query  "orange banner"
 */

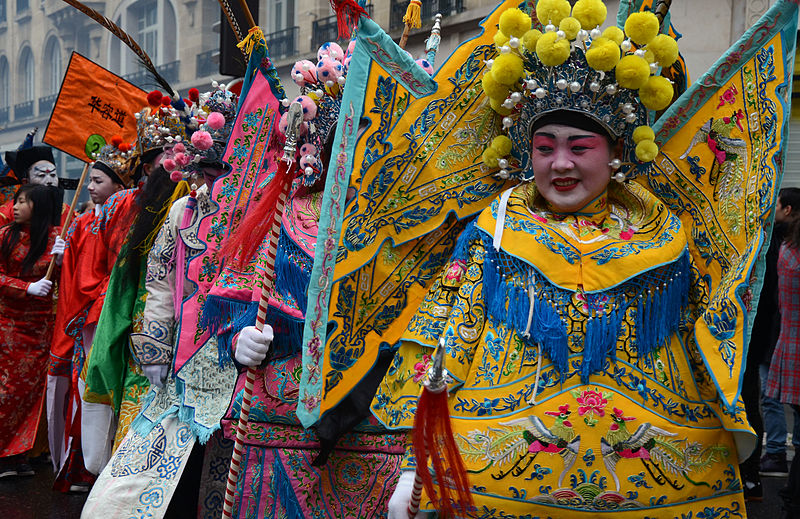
xmin=43 ymin=52 xmax=147 ymax=162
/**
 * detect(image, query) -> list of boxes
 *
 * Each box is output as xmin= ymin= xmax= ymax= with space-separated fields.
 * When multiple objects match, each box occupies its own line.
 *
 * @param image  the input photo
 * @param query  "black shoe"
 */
xmin=761 ymin=452 xmax=790 ymax=477
xmin=744 ymin=477 xmax=764 ymax=502
xmin=0 ymin=463 xmax=16 ymax=479
xmin=15 ymin=463 xmax=34 ymax=477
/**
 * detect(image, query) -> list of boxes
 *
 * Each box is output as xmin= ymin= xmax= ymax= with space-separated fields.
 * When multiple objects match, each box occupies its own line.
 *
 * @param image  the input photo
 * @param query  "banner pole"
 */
xmin=45 ymin=161 xmax=89 ymax=281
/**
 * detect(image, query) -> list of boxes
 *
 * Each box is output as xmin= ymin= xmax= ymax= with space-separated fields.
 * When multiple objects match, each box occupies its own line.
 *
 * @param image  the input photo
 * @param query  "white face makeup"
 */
xmin=28 ymin=160 xmax=58 ymax=187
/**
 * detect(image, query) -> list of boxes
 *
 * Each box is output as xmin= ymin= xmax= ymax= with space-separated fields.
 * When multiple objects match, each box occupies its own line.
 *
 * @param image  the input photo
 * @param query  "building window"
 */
xmin=109 ymin=0 xmax=177 ymax=78
xmin=16 ymin=0 xmax=27 ymax=14
xmin=45 ymin=37 xmax=62 ymax=95
xmin=20 ymin=47 xmax=33 ymax=102
xmin=0 ymin=0 xmax=6 ymax=23
xmin=267 ymin=0 xmax=294 ymax=34
xmin=0 ymin=57 xmax=8 ymax=108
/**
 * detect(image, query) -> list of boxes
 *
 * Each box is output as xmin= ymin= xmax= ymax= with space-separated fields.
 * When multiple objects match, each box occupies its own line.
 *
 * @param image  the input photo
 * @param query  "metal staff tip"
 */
xmin=283 ymin=101 xmax=303 ymax=159
xmin=426 ymin=336 xmax=448 ymax=394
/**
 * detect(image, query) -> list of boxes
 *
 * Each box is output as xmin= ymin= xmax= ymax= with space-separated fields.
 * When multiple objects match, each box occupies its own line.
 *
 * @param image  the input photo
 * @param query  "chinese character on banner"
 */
xmin=43 ymin=52 xmax=148 ymax=162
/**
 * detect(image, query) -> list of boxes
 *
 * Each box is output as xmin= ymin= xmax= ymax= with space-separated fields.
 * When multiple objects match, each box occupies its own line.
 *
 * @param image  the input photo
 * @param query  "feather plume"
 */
xmin=59 ymin=0 xmax=176 ymax=97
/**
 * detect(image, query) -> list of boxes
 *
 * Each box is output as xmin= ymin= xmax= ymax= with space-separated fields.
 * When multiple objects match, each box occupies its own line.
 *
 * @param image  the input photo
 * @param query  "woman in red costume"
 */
xmin=0 ymin=184 xmax=62 ymax=477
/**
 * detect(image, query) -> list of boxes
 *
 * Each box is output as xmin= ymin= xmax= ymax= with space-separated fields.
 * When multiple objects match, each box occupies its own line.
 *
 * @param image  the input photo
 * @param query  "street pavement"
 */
xmin=0 ymin=454 xmax=789 ymax=518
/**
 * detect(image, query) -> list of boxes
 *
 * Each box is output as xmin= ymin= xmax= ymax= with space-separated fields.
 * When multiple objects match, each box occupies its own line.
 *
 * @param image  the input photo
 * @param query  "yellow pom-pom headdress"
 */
xmin=481 ymin=1 xmax=679 ymax=181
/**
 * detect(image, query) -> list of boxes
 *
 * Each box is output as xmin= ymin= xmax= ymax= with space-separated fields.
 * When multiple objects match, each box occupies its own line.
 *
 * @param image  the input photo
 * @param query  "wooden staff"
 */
xmin=220 ymin=102 xmax=303 ymax=519
xmin=399 ymin=0 xmax=422 ymax=49
xmin=45 ymin=161 xmax=90 ymax=281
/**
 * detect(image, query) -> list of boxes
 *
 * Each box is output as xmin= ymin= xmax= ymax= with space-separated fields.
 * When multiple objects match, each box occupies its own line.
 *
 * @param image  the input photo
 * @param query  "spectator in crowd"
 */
xmin=0 ymin=184 xmax=62 ymax=478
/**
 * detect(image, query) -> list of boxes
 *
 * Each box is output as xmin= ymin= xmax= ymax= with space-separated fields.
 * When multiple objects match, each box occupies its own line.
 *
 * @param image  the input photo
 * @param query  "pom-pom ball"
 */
xmin=191 ymin=130 xmax=214 ymax=151
xmin=161 ymin=96 xmax=172 ymax=107
xmin=493 ymin=31 xmax=510 ymax=49
xmin=489 ymin=97 xmax=512 ymax=116
xmin=624 ymin=12 xmax=660 ymax=46
xmin=317 ymin=41 xmax=345 ymax=62
xmin=639 ymin=75 xmax=674 ymax=111
xmin=498 ymin=8 xmax=531 ymax=38
xmin=633 ymin=125 xmax=655 ymax=143
xmin=170 ymin=170 xmax=183 ymax=182
xmin=207 ymin=111 xmax=226 ymax=130
xmin=558 ymin=17 xmax=581 ymax=41
xmin=316 ymin=56 xmax=344 ymax=84
xmin=635 ymin=139 xmax=658 ymax=162
xmin=292 ymin=60 xmax=317 ymax=87
xmin=491 ymin=135 xmax=512 ymax=156
xmin=163 ymin=158 xmax=177 ymax=171
xmin=416 ymin=58 xmax=434 ymax=76
xmin=536 ymin=31 xmax=571 ymax=67
xmin=482 ymin=147 xmax=500 ymax=168
xmin=295 ymin=95 xmax=318 ymax=121
xmin=173 ymin=142 xmax=186 ymax=154
xmin=615 ymin=55 xmax=651 ymax=89
xmin=481 ymin=73 xmax=510 ymax=100
xmin=522 ymin=29 xmax=543 ymax=52
xmin=147 ymin=90 xmax=163 ymax=107
xmin=647 ymin=34 xmax=679 ymax=67
xmin=110 ymin=135 xmax=123 ymax=147
xmin=491 ymin=53 xmax=525 ymax=85
xmin=585 ymin=37 xmax=620 ymax=71
xmin=536 ymin=0 xmax=571 ymax=26
xmin=188 ymin=88 xmax=200 ymax=103
xmin=571 ymin=0 xmax=607 ymax=29
xmin=602 ymin=26 xmax=625 ymax=45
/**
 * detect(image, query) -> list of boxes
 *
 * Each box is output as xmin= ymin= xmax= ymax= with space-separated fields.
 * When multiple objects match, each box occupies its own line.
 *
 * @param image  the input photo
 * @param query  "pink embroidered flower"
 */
xmin=576 ymin=389 xmax=608 ymax=417
xmin=619 ymin=228 xmax=634 ymax=240
xmin=413 ymin=353 xmax=432 ymax=383
xmin=445 ymin=260 xmax=466 ymax=283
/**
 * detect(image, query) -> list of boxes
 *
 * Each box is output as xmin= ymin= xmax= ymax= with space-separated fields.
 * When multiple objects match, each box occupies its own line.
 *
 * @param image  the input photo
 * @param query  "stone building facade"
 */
xmin=0 ymin=0 xmax=795 ymax=184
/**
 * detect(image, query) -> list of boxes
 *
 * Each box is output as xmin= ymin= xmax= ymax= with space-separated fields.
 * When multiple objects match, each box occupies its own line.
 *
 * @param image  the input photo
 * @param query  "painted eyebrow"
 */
xmin=533 ymin=132 xmax=598 ymax=141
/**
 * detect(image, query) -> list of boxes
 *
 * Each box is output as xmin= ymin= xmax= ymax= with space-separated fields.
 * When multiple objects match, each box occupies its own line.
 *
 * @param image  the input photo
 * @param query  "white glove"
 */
xmin=51 ymin=236 xmax=66 ymax=256
xmin=233 ymin=325 xmax=273 ymax=367
xmin=142 ymin=364 xmax=168 ymax=388
xmin=387 ymin=471 xmax=427 ymax=519
xmin=26 ymin=277 xmax=53 ymax=297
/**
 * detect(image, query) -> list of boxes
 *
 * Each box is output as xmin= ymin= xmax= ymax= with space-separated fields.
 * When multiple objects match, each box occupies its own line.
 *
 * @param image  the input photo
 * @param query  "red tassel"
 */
xmin=220 ymin=159 xmax=295 ymax=268
xmin=413 ymin=386 xmax=473 ymax=517
xmin=329 ymin=0 xmax=368 ymax=39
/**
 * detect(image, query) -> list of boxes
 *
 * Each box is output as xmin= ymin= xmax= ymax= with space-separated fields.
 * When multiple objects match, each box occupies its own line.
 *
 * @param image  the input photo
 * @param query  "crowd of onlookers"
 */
xmin=740 ymin=187 xmax=800 ymax=515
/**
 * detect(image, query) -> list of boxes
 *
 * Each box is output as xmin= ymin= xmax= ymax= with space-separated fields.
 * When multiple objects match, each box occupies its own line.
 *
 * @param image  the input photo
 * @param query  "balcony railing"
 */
xmin=265 ymin=26 xmax=299 ymax=60
xmin=14 ymin=100 xmax=33 ymax=120
xmin=39 ymin=93 xmax=58 ymax=115
xmin=196 ymin=49 xmax=219 ymax=78
xmin=124 ymin=61 xmax=180 ymax=92
xmin=312 ymin=4 xmax=374 ymax=49
xmin=0 ymin=107 xmax=8 ymax=125
xmin=390 ymin=0 xmax=463 ymax=30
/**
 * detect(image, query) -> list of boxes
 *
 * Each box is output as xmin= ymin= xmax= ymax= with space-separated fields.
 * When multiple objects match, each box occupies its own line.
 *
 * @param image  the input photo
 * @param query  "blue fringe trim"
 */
xmin=202 ymin=227 xmax=313 ymax=367
xmin=480 ymin=229 xmax=690 ymax=382
xmin=272 ymin=456 xmax=304 ymax=519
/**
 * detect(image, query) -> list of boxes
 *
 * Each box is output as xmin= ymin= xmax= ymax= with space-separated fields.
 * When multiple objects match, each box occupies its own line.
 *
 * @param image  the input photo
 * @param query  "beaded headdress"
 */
xmin=285 ymin=40 xmax=435 ymax=187
xmin=282 ymin=41 xmax=352 ymax=187
xmin=160 ymin=84 xmax=239 ymax=181
xmin=481 ymin=0 xmax=679 ymax=181
xmin=92 ymin=135 xmax=136 ymax=187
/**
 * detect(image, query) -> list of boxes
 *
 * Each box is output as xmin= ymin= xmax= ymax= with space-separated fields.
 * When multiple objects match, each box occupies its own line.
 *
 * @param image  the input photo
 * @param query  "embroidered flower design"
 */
xmin=444 ymin=260 xmax=467 ymax=284
xmin=577 ymin=389 xmax=607 ymax=415
xmin=413 ymin=353 xmax=432 ymax=383
xmin=619 ymin=228 xmax=635 ymax=240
